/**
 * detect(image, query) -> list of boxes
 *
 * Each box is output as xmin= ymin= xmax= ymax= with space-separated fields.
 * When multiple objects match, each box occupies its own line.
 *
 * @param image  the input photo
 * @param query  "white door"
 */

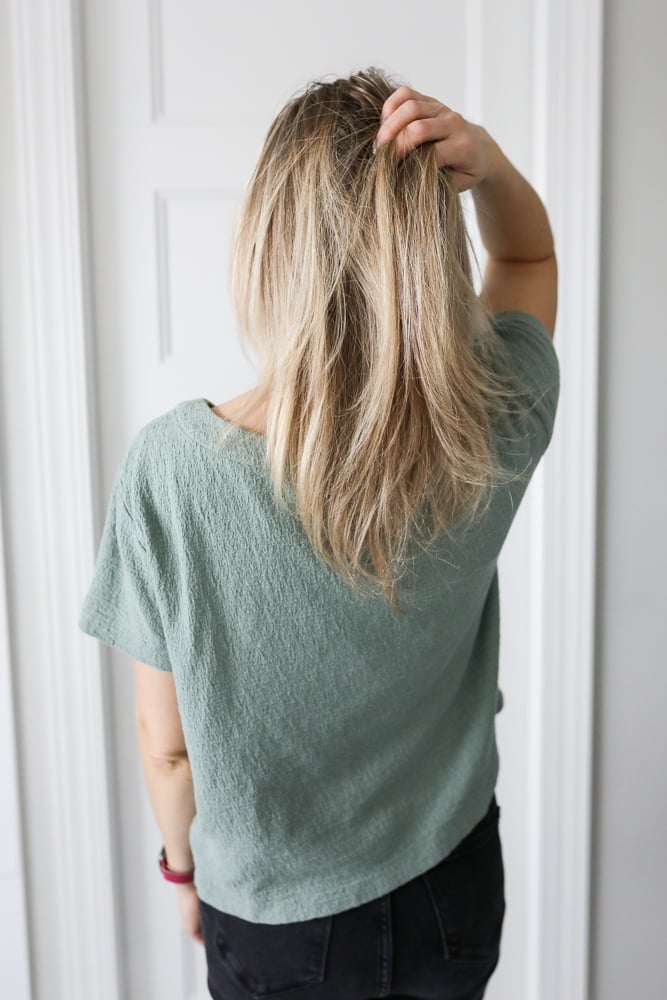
xmin=80 ymin=3 xmax=595 ymax=998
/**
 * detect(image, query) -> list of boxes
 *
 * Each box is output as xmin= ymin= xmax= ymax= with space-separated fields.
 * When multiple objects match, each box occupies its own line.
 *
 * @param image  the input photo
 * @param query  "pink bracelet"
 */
xmin=158 ymin=845 xmax=195 ymax=884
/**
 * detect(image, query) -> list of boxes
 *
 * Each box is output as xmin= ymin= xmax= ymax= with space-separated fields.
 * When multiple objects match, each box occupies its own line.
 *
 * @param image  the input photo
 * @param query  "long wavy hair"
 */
xmin=216 ymin=66 xmax=531 ymax=614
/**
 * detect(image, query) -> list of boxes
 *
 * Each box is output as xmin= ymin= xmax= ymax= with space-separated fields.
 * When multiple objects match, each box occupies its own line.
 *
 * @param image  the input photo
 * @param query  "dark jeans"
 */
xmin=199 ymin=793 xmax=505 ymax=1000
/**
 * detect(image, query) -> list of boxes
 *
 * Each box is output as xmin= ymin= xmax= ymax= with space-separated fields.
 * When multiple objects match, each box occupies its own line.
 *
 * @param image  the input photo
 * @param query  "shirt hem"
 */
xmin=193 ymin=768 xmax=499 ymax=924
xmin=79 ymin=609 xmax=173 ymax=672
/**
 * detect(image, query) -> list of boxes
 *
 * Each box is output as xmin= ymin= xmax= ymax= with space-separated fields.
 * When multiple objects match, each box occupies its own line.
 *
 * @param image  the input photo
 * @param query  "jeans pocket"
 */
xmin=200 ymin=898 xmax=333 ymax=997
xmin=421 ymin=796 xmax=506 ymax=962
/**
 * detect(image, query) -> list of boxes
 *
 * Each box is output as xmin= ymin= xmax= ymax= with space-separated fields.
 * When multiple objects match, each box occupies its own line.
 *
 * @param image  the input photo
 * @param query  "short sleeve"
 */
xmin=491 ymin=310 xmax=561 ymax=451
xmin=79 ymin=461 xmax=173 ymax=672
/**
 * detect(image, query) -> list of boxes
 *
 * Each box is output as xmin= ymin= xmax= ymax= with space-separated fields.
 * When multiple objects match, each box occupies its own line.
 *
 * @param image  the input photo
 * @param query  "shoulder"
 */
xmin=490 ymin=310 xmax=559 ymax=378
xmin=116 ymin=404 xmax=186 ymax=518
xmin=489 ymin=310 xmax=561 ymax=450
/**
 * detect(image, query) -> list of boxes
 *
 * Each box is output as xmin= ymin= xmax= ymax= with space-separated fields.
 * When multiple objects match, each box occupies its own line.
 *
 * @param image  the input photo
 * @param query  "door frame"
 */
xmin=2 ymin=0 xmax=602 ymax=997
xmin=2 ymin=0 xmax=123 ymax=997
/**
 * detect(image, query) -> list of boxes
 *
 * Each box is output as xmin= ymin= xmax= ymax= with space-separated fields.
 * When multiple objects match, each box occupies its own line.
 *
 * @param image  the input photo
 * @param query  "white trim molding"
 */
xmin=5 ymin=0 xmax=123 ymax=997
xmin=526 ymin=1 xmax=603 ymax=999
xmin=0 ymin=493 xmax=32 ymax=1000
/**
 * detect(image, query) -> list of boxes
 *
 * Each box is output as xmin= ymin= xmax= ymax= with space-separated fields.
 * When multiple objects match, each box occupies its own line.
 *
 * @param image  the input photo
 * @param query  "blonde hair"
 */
xmin=217 ymin=66 xmax=531 ymax=614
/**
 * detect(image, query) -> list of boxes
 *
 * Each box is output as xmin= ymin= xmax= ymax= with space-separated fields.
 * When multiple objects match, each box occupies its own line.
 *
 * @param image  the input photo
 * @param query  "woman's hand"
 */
xmin=374 ymin=86 xmax=499 ymax=193
xmin=176 ymin=882 xmax=205 ymax=945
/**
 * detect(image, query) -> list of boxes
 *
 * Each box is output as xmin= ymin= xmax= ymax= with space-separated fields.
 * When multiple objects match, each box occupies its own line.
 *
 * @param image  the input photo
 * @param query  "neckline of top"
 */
xmin=175 ymin=398 xmax=266 ymax=451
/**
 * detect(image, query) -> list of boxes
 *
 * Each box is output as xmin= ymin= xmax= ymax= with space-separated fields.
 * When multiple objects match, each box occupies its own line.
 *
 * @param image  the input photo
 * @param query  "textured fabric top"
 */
xmin=79 ymin=309 xmax=560 ymax=923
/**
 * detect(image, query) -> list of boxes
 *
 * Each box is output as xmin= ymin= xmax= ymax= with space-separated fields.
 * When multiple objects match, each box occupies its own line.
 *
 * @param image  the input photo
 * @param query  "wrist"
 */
xmin=165 ymin=849 xmax=194 ymax=871
xmin=158 ymin=845 xmax=195 ymax=884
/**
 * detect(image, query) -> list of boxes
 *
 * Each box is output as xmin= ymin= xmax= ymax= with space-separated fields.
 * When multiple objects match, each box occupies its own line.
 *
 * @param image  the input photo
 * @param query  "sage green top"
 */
xmin=79 ymin=310 xmax=559 ymax=923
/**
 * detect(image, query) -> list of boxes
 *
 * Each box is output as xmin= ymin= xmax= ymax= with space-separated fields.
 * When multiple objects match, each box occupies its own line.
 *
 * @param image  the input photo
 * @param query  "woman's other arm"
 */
xmin=375 ymin=90 xmax=557 ymax=336
xmin=472 ymin=134 xmax=558 ymax=336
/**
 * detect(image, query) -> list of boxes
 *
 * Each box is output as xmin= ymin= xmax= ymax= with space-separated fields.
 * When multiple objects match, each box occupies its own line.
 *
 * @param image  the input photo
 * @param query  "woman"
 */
xmin=79 ymin=66 xmax=559 ymax=1000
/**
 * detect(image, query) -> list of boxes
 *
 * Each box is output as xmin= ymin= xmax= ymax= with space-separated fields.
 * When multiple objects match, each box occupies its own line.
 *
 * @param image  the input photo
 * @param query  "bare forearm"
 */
xmin=137 ymin=728 xmax=195 ymax=872
xmin=472 ymin=130 xmax=555 ymax=262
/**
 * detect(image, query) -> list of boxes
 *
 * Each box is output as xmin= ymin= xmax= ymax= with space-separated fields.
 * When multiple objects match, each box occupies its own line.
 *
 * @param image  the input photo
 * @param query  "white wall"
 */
xmin=590 ymin=1 xmax=667 ymax=997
